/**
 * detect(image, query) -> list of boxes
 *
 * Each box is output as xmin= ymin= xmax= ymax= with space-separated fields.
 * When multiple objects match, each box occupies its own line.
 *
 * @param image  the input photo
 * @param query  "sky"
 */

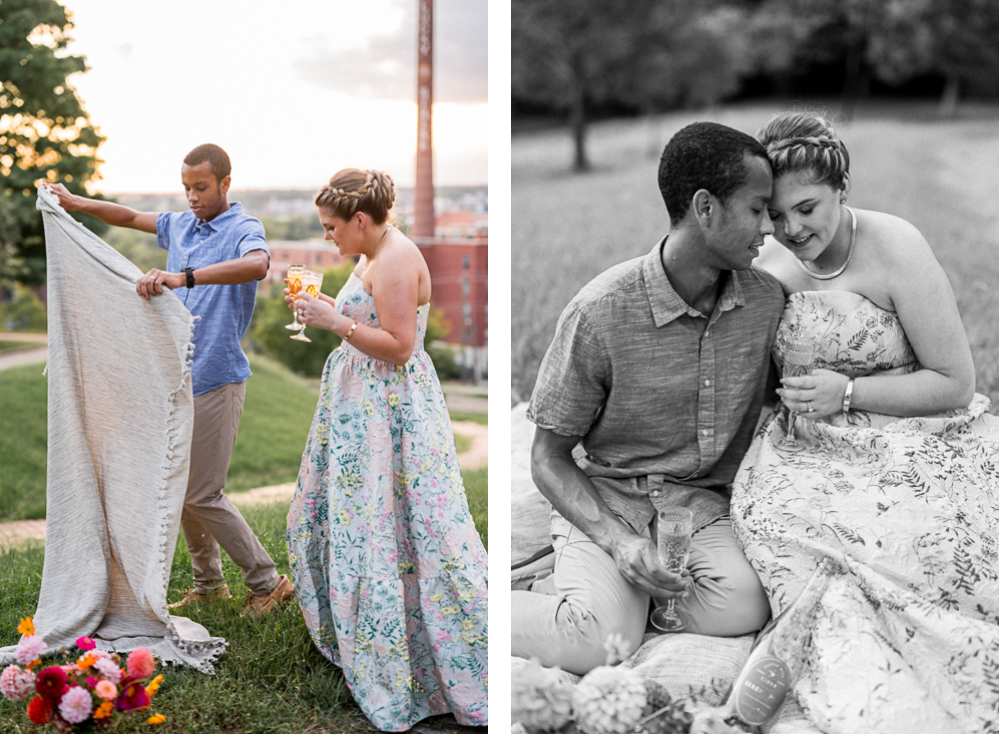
xmin=60 ymin=0 xmax=488 ymax=193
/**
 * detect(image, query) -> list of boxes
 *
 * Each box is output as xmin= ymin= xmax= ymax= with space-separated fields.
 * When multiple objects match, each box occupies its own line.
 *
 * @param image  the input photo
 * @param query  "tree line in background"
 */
xmin=512 ymin=0 xmax=999 ymax=170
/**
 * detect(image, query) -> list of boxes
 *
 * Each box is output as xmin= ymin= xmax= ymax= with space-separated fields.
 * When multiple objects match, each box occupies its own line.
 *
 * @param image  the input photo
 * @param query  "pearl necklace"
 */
xmin=796 ymin=207 xmax=856 ymax=280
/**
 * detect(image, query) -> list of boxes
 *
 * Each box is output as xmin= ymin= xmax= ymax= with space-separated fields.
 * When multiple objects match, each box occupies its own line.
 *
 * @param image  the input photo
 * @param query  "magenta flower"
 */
xmin=75 ymin=636 xmax=96 ymax=651
xmin=34 ymin=666 xmax=68 ymax=703
xmin=58 ymin=685 xmax=93 ymax=724
xmin=115 ymin=677 xmax=151 ymax=712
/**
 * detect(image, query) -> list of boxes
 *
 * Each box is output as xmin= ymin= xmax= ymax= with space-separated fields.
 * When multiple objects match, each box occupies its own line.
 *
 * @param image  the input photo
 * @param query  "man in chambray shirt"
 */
xmin=512 ymin=123 xmax=785 ymax=674
xmin=48 ymin=144 xmax=294 ymax=617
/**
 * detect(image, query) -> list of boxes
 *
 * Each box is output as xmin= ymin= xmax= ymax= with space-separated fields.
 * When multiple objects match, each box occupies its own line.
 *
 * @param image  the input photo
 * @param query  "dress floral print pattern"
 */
xmin=732 ymin=290 xmax=998 ymax=734
xmin=287 ymin=274 xmax=488 ymax=732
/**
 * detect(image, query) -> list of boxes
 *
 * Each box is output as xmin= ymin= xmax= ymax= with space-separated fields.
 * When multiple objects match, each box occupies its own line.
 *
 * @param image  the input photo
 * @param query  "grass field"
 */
xmin=0 ymin=497 xmax=486 ymax=733
xmin=0 ymin=354 xmax=487 ymax=732
xmin=0 ymin=354 xmax=486 ymax=522
xmin=0 ymin=340 xmax=37 ymax=354
xmin=512 ymin=100 xmax=999 ymax=413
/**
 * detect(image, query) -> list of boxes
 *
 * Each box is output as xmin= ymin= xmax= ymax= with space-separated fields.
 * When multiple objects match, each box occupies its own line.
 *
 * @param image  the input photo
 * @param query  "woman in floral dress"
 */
xmin=286 ymin=169 xmax=488 ymax=732
xmin=730 ymin=113 xmax=998 ymax=733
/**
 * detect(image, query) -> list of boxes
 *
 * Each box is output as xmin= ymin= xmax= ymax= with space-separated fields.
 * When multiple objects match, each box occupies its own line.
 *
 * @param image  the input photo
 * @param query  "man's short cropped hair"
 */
xmin=183 ymin=144 xmax=232 ymax=182
xmin=657 ymin=122 xmax=769 ymax=226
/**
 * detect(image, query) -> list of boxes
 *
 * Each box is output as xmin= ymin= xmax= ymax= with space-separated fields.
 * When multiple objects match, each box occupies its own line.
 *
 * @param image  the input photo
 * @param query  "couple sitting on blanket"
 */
xmin=513 ymin=114 xmax=998 ymax=733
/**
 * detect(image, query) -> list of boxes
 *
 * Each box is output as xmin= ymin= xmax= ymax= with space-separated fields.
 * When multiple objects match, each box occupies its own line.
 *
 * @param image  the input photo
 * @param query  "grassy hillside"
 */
xmin=512 ymin=100 xmax=999 ymax=412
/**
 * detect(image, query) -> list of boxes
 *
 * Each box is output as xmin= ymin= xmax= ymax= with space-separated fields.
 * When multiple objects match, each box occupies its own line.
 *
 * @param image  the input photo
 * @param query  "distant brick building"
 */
xmin=265 ymin=240 xmax=349 ymax=287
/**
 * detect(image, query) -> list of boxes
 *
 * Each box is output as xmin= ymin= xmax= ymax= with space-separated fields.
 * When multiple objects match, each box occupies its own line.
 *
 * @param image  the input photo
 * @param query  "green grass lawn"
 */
xmin=0 ymin=354 xmax=487 ymax=522
xmin=0 ymin=353 xmax=488 ymax=732
xmin=512 ymin=100 xmax=999 ymax=411
xmin=0 ymin=493 xmax=487 ymax=733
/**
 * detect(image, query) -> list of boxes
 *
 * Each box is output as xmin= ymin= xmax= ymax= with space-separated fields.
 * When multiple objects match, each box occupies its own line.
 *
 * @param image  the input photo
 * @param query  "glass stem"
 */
xmin=784 ymin=410 xmax=798 ymax=444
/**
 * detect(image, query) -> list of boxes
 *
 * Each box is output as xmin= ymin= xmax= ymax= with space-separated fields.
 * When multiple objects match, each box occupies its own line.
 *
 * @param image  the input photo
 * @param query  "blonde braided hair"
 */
xmin=314 ymin=168 xmax=396 ymax=224
xmin=757 ymin=113 xmax=850 ymax=191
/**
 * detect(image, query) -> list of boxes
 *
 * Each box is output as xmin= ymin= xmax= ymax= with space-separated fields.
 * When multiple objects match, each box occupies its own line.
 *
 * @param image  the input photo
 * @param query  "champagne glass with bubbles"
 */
xmin=291 ymin=270 xmax=323 ymax=343
xmin=649 ymin=506 xmax=693 ymax=633
xmin=775 ymin=333 xmax=815 ymax=453
xmin=285 ymin=264 xmax=306 ymax=331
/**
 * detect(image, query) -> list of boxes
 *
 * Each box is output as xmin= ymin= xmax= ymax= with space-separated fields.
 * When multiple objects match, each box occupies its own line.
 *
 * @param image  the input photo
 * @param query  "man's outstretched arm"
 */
xmin=45 ymin=183 xmax=158 ymax=234
xmin=136 ymin=250 xmax=269 ymax=300
xmin=530 ymin=426 xmax=688 ymax=599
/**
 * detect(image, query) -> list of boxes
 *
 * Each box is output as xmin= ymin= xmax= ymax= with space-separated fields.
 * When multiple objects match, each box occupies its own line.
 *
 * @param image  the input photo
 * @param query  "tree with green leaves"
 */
xmin=0 ymin=0 xmax=106 ymax=285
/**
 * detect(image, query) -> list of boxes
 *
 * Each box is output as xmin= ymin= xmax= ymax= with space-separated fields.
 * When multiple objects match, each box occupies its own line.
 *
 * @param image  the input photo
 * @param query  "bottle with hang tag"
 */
xmin=721 ymin=557 xmax=842 ymax=732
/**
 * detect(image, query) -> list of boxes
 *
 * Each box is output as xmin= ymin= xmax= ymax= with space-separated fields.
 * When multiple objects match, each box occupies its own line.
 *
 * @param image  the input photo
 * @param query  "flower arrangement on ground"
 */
xmin=1 ymin=617 xmax=167 ymax=731
xmin=513 ymin=635 xmax=748 ymax=734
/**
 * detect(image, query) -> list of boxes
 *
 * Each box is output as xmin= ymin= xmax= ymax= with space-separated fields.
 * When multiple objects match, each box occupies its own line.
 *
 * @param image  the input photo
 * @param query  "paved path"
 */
xmin=0 ymin=331 xmax=47 ymax=371
xmin=0 ymin=420 xmax=487 ymax=548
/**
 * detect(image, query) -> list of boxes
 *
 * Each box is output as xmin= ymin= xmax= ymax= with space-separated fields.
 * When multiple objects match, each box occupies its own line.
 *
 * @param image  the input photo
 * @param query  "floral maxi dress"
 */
xmin=287 ymin=274 xmax=488 ymax=732
xmin=731 ymin=291 xmax=998 ymax=734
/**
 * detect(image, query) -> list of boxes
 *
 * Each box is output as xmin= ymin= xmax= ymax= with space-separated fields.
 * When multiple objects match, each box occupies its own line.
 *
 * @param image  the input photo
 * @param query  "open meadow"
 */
xmin=511 ymin=101 xmax=999 ymax=413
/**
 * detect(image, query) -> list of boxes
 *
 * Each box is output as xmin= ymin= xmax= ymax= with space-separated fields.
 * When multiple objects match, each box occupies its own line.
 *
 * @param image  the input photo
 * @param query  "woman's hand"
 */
xmin=295 ymin=291 xmax=343 ymax=333
xmin=777 ymin=368 xmax=850 ymax=419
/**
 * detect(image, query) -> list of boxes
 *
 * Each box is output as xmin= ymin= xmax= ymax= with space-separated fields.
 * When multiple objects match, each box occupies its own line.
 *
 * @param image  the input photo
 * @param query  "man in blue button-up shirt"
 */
xmin=48 ymin=144 xmax=294 ymax=617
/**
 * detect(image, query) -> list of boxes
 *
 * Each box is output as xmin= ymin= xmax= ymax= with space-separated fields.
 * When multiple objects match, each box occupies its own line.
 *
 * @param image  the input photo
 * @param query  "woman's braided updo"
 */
xmin=757 ymin=112 xmax=850 ymax=192
xmin=314 ymin=168 xmax=396 ymax=224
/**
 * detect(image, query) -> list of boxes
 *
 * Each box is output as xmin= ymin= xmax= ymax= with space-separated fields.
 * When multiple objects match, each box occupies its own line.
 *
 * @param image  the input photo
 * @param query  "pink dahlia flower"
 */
xmin=58 ymin=685 xmax=93 ymax=724
xmin=75 ymin=636 xmax=96 ymax=651
xmin=126 ymin=648 xmax=155 ymax=680
xmin=94 ymin=679 xmax=117 ymax=700
xmin=14 ymin=634 xmax=47 ymax=666
xmin=93 ymin=657 xmax=122 ymax=683
xmin=0 ymin=664 xmax=36 ymax=701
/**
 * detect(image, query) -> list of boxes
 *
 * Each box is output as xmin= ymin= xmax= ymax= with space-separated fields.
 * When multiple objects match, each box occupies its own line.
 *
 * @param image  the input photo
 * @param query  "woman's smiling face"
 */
xmin=767 ymin=171 xmax=843 ymax=261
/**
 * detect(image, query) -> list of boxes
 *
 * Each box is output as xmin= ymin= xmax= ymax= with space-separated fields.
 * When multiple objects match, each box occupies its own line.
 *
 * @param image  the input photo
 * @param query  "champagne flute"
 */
xmin=775 ymin=334 xmax=815 ymax=453
xmin=291 ymin=270 xmax=324 ymax=343
xmin=649 ymin=506 xmax=693 ymax=633
xmin=285 ymin=264 xmax=306 ymax=331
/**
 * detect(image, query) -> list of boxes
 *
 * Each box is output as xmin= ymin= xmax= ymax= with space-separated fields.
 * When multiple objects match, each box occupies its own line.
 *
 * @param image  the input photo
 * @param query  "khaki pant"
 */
xmin=182 ymin=382 xmax=278 ymax=596
xmin=511 ymin=513 xmax=770 ymax=675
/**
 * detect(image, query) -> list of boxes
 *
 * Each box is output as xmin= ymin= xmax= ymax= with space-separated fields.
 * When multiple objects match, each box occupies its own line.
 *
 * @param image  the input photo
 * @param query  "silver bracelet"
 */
xmin=842 ymin=377 xmax=856 ymax=413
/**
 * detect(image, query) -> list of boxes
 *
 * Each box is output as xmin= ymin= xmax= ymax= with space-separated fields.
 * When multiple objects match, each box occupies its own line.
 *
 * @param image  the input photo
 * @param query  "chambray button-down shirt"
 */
xmin=528 ymin=238 xmax=784 ymax=533
xmin=157 ymin=203 xmax=269 ymax=396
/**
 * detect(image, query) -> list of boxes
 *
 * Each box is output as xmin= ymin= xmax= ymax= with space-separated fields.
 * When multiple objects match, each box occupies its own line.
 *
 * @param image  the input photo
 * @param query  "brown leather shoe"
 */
xmin=167 ymin=584 xmax=231 ymax=610
xmin=241 ymin=575 xmax=295 ymax=618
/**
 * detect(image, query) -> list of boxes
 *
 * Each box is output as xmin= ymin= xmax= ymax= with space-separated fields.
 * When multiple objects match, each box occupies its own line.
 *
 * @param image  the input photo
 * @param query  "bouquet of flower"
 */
xmin=1 ymin=617 xmax=167 ymax=731
xmin=513 ymin=635 xmax=749 ymax=734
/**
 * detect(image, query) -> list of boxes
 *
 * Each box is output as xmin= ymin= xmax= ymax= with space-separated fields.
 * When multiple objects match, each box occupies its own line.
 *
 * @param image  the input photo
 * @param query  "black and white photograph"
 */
xmin=509 ymin=2 xmax=999 ymax=733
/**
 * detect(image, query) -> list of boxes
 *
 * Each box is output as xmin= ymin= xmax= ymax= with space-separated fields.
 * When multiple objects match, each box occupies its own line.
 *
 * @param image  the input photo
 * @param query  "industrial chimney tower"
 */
xmin=413 ymin=0 xmax=435 ymax=242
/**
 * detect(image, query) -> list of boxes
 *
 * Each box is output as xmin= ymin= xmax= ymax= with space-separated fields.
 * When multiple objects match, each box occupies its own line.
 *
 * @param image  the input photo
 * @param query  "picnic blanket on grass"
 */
xmin=0 ymin=187 xmax=227 ymax=673
xmin=510 ymin=402 xmax=819 ymax=733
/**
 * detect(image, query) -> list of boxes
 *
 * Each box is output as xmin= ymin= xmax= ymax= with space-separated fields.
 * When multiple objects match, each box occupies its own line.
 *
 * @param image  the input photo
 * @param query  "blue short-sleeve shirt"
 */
xmin=156 ymin=202 xmax=269 ymax=396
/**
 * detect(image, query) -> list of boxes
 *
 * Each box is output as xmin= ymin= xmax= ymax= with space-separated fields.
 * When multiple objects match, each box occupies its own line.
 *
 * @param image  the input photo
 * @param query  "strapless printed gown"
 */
xmin=731 ymin=290 xmax=998 ymax=734
xmin=287 ymin=274 xmax=488 ymax=732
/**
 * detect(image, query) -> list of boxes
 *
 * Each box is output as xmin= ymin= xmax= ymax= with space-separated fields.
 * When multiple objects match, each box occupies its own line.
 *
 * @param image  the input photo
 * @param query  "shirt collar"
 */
xmin=642 ymin=237 xmax=747 ymax=327
xmin=194 ymin=202 xmax=242 ymax=232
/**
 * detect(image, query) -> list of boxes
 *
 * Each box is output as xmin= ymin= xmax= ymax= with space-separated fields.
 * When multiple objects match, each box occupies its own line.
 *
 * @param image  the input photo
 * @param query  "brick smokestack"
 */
xmin=413 ymin=0 xmax=435 ymax=242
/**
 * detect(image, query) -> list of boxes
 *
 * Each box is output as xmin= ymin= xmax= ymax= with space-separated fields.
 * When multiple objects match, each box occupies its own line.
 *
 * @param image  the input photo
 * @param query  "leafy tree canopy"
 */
xmin=0 ymin=0 xmax=106 ymax=285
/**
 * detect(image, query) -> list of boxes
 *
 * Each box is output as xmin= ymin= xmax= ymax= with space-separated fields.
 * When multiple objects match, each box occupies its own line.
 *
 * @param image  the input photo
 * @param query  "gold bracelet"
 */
xmin=343 ymin=321 xmax=358 ymax=341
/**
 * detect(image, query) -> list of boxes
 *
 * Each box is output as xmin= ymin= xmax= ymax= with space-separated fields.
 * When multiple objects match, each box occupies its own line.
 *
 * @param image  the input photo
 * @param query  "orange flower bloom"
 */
xmin=146 ymin=674 xmax=165 ymax=697
xmin=17 ymin=617 xmax=35 ymax=636
xmin=77 ymin=653 xmax=97 ymax=669
xmin=94 ymin=701 xmax=114 ymax=720
xmin=147 ymin=713 xmax=166 ymax=725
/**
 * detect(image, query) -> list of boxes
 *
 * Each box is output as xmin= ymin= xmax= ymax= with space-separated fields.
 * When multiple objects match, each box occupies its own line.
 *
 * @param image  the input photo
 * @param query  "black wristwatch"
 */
xmin=183 ymin=267 xmax=195 ymax=288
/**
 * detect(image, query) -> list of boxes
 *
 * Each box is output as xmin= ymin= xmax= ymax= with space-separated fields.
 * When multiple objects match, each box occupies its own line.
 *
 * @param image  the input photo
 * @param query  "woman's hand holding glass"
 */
xmin=777 ymin=368 xmax=852 ymax=419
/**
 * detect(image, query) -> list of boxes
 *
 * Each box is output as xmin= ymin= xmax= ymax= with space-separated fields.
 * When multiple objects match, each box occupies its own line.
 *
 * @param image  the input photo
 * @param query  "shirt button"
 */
xmin=704 ymin=379 xmax=711 ymax=387
xmin=651 ymin=490 xmax=660 ymax=497
xmin=702 ymin=429 xmax=710 ymax=436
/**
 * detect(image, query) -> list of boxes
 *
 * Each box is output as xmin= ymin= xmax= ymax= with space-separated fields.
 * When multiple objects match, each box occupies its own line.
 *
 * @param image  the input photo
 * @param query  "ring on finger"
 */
xmin=806 ymin=401 xmax=814 ymax=413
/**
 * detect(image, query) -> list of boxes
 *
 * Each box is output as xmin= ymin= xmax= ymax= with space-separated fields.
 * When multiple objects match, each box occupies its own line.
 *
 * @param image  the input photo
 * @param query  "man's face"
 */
xmin=705 ymin=154 xmax=774 ymax=271
xmin=181 ymin=161 xmax=230 ymax=222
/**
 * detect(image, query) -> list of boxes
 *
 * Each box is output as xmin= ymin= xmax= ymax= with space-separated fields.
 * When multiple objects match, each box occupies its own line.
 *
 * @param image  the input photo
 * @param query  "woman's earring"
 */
xmin=840 ymin=195 xmax=847 ymax=204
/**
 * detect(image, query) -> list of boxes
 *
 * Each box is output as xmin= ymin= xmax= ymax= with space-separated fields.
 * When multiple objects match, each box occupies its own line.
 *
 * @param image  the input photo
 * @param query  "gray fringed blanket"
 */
xmin=0 ymin=187 xmax=227 ymax=672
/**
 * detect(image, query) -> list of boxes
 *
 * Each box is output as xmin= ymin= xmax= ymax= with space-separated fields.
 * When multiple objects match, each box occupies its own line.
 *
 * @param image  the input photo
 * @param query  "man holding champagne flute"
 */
xmin=45 ymin=143 xmax=295 ymax=617
xmin=512 ymin=122 xmax=785 ymax=674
